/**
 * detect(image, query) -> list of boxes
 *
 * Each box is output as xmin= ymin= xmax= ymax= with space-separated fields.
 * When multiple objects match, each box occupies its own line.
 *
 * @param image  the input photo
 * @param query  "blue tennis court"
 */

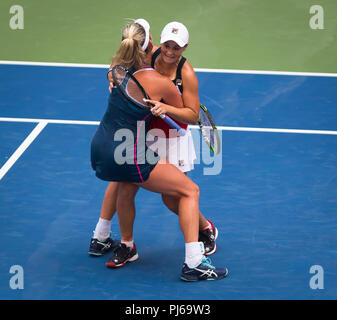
xmin=0 ymin=63 xmax=336 ymax=299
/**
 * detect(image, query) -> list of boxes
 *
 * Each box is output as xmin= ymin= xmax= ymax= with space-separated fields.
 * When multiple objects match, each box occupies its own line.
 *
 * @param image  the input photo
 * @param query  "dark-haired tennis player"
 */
xmin=89 ymin=20 xmax=219 ymax=260
xmin=90 ymin=21 xmax=227 ymax=281
xmin=148 ymin=21 xmax=219 ymax=253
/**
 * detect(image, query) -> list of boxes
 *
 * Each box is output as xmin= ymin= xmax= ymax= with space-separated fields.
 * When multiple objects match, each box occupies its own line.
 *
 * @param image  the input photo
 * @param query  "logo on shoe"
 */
xmin=197 ymin=268 xmax=218 ymax=279
xmin=97 ymin=241 xmax=111 ymax=249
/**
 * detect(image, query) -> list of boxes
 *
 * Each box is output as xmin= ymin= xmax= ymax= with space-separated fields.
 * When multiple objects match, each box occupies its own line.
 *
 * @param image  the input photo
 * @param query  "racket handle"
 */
xmin=159 ymin=114 xmax=186 ymax=136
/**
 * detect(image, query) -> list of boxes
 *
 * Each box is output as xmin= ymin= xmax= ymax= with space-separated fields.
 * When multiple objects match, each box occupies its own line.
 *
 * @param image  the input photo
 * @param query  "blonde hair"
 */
xmin=112 ymin=22 xmax=147 ymax=70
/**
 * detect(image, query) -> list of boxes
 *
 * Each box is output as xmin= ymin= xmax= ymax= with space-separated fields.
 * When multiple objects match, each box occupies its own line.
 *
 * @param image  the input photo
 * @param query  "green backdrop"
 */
xmin=1 ymin=0 xmax=336 ymax=72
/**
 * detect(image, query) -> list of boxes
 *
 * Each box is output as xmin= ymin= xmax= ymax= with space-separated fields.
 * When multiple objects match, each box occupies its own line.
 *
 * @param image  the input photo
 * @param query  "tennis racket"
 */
xmin=110 ymin=65 xmax=186 ymax=136
xmin=198 ymin=104 xmax=221 ymax=154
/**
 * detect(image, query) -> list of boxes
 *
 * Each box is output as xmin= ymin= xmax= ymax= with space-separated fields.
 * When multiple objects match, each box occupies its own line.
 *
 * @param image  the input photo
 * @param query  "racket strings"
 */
xmin=111 ymin=67 xmax=149 ymax=109
xmin=199 ymin=112 xmax=215 ymax=146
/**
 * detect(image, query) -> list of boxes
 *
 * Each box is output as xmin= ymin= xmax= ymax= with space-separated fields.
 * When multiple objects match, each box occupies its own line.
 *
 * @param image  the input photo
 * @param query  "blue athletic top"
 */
xmin=91 ymin=67 xmax=157 ymax=183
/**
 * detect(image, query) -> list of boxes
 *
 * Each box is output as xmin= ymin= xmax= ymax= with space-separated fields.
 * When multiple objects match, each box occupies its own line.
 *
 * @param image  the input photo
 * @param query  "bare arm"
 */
xmin=147 ymin=99 xmax=197 ymax=124
xmin=180 ymin=61 xmax=200 ymax=123
xmin=160 ymin=79 xmax=184 ymax=110
xmin=146 ymin=61 xmax=200 ymax=124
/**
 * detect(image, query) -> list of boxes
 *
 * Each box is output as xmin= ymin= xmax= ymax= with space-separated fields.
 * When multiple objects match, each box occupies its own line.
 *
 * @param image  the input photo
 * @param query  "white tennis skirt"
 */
xmin=147 ymin=127 xmax=196 ymax=173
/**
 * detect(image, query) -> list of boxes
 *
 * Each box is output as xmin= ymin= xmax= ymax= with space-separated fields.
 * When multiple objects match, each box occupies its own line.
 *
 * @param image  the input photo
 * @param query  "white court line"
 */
xmin=0 ymin=117 xmax=99 ymax=126
xmin=0 ymin=60 xmax=107 ymax=69
xmin=214 ymin=126 xmax=337 ymax=135
xmin=194 ymin=68 xmax=337 ymax=78
xmin=0 ymin=117 xmax=336 ymax=181
xmin=1 ymin=117 xmax=337 ymax=135
xmin=1 ymin=60 xmax=337 ymax=77
xmin=0 ymin=121 xmax=48 ymax=180
xmin=1 ymin=62 xmax=336 ymax=181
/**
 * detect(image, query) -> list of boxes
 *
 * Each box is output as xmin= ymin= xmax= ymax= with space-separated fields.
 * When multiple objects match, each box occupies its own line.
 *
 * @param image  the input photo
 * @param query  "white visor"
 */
xmin=135 ymin=18 xmax=150 ymax=51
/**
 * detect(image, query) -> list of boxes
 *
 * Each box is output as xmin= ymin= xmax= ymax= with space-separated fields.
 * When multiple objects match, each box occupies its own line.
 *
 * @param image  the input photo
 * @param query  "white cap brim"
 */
xmin=160 ymin=34 xmax=187 ymax=47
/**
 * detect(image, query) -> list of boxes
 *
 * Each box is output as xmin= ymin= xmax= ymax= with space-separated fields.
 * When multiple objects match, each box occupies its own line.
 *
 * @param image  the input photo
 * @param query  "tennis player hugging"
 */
xmin=90 ymin=19 xmax=228 ymax=281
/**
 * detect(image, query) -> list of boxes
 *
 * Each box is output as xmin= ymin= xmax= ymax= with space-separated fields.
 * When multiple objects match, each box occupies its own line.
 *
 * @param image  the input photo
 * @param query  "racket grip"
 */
xmin=160 ymin=114 xmax=186 ymax=136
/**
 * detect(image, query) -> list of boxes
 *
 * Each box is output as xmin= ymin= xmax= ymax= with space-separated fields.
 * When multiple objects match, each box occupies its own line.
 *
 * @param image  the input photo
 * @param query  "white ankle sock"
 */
xmin=185 ymin=242 xmax=205 ymax=268
xmin=121 ymin=240 xmax=134 ymax=249
xmin=93 ymin=218 xmax=111 ymax=241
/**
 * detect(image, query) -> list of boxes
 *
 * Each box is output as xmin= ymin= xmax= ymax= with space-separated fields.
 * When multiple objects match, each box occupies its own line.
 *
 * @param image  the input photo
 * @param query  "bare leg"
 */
xmin=161 ymin=194 xmax=210 ymax=230
xmin=136 ymin=163 xmax=200 ymax=243
xmin=99 ymin=182 xmax=119 ymax=220
xmin=116 ymin=183 xmax=139 ymax=242
xmin=99 ymin=177 xmax=208 ymax=232
xmin=109 ymin=163 xmax=227 ymax=279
